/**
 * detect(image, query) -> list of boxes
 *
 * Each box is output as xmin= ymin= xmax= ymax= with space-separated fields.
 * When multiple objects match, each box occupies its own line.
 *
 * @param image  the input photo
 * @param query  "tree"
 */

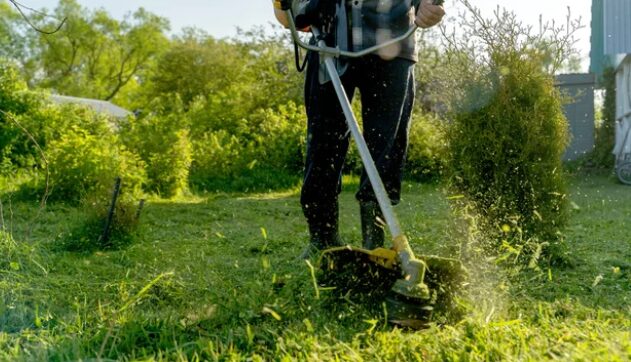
xmin=149 ymin=28 xmax=245 ymax=107
xmin=26 ymin=0 xmax=169 ymax=101
xmin=0 ymin=3 xmax=31 ymax=66
xmin=143 ymin=26 xmax=303 ymax=136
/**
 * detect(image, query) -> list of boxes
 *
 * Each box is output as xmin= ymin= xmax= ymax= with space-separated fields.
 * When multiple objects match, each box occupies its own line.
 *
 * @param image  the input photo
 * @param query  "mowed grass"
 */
xmin=1 ymin=174 xmax=630 ymax=361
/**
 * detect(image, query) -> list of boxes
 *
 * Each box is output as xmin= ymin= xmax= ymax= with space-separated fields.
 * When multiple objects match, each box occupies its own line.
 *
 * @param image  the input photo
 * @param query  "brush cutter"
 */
xmin=282 ymin=0 xmax=465 ymax=328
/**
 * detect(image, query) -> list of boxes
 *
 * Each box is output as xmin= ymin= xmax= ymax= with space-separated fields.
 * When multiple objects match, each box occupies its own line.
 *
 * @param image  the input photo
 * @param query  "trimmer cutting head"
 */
xmin=318 ymin=246 xmax=402 ymax=297
xmin=318 ymin=245 xmax=466 ymax=328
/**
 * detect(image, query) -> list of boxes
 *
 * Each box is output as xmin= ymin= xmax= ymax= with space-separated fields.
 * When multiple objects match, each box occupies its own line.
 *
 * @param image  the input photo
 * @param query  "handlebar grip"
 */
xmin=274 ymin=0 xmax=291 ymax=11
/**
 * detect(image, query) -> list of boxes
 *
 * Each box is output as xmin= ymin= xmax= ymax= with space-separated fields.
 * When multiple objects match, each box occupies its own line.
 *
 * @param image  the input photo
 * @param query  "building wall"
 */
xmin=556 ymin=74 xmax=596 ymax=161
xmin=613 ymin=56 xmax=631 ymax=159
xmin=595 ymin=0 xmax=631 ymax=161
xmin=603 ymin=0 xmax=631 ymax=56
xmin=590 ymin=0 xmax=608 ymax=78
xmin=615 ymin=57 xmax=631 ymax=121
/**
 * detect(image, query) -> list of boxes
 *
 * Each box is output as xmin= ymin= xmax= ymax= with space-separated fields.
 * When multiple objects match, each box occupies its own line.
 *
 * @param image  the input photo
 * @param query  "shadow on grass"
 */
xmin=3 ymin=175 xmax=631 ymax=359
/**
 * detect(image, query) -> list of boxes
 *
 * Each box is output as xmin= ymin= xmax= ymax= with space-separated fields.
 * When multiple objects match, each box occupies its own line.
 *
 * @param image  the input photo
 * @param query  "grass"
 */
xmin=1 ymin=174 xmax=630 ymax=361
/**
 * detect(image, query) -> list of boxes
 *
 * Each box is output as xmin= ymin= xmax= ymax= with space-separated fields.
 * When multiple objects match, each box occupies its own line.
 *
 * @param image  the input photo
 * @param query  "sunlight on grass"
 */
xmin=1 ymin=175 xmax=630 ymax=360
xmin=236 ymin=188 xmax=300 ymax=201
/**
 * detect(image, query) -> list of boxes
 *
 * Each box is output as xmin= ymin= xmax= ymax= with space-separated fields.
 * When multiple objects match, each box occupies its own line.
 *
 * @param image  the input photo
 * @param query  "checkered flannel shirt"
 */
xmin=346 ymin=0 xmax=418 ymax=61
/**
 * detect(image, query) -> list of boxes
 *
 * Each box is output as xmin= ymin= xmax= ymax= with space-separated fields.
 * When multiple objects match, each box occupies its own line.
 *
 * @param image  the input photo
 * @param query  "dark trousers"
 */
xmin=301 ymin=53 xmax=415 ymax=238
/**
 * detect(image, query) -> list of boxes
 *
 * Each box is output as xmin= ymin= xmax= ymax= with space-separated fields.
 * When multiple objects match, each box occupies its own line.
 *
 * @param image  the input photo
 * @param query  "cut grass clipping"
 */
xmin=0 ymin=175 xmax=630 ymax=360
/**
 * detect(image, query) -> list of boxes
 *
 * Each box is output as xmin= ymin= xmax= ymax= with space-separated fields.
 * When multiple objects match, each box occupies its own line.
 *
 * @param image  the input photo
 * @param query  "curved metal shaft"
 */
xmin=312 ymin=28 xmax=404 ymax=240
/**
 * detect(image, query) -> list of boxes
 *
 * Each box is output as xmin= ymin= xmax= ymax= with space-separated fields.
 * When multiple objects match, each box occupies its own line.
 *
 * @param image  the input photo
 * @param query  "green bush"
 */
xmin=47 ymin=126 xmax=146 ymax=203
xmin=406 ymin=112 xmax=447 ymax=181
xmin=2 ymin=60 xmax=152 ymax=204
xmin=190 ymin=129 xmax=249 ymax=183
xmin=120 ymin=111 xmax=192 ymax=198
xmin=447 ymin=50 xmax=569 ymax=263
xmin=189 ymin=102 xmax=305 ymax=191
xmin=591 ymin=67 xmax=617 ymax=168
xmin=0 ymin=61 xmax=47 ymax=172
xmin=246 ymin=102 xmax=305 ymax=172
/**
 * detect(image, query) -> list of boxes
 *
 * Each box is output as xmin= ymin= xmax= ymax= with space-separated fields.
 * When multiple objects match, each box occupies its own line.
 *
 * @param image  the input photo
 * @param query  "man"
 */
xmin=273 ymin=0 xmax=445 ymax=258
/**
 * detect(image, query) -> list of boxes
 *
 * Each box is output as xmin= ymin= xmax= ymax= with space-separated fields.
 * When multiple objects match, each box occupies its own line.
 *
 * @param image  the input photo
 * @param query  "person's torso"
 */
xmin=346 ymin=0 xmax=418 ymax=61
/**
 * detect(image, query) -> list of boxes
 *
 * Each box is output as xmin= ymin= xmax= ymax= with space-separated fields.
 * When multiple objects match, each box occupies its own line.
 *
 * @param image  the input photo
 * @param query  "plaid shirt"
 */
xmin=347 ymin=0 xmax=418 ymax=61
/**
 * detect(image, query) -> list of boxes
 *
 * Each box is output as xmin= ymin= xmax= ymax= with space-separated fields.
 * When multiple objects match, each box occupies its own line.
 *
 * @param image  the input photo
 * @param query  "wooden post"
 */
xmin=100 ymin=177 xmax=122 ymax=244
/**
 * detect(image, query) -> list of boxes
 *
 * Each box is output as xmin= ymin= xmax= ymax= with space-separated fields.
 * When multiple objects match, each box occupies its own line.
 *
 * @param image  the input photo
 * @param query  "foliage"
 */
xmin=118 ymin=27 xmax=306 ymax=192
xmin=0 ymin=59 xmax=147 ymax=202
xmin=244 ymin=102 xmax=306 ymax=171
xmin=1 ymin=3 xmax=450 ymax=193
xmin=190 ymin=102 xmax=305 ymax=192
xmin=591 ymin=67 xmax=617 ymax=168
xmin=406 ymin=112 xmax=447 ymax=181
xmin=47 ymin=126 xmax=146 ymax=203
xmin=0 ymin=3 xmax=30 ymax=64
xmin=443 ymin=2 xmax=572 ymax=264
xmin=144 ymin=27 xmax=301 ymax=114
xmin=120 ymin=106 xmax=192 ymax=198
xmin=19 ymin=0 xmax=169 ymax=101
xmin=0 ymin=61 xmax=44 ymax=171
xmin=149 ymin=29 xmax=248 ymax=108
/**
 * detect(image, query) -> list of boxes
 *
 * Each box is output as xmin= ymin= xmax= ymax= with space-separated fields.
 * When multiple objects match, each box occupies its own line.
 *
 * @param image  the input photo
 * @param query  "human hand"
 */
xmin=415 ymin=0 xmax=445 ymax=29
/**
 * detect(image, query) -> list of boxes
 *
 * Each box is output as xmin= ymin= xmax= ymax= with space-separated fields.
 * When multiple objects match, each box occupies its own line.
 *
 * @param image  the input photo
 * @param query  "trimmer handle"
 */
xmin=284 ymin=0 xmax=444 ymax=58
xmin=276 ymin=0 xmax=292 ymax=10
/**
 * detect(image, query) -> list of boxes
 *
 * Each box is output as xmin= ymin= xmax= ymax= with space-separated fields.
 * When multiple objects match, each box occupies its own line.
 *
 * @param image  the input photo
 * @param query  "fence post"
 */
xmin=100 ymin=177 xmax=122 ymax=244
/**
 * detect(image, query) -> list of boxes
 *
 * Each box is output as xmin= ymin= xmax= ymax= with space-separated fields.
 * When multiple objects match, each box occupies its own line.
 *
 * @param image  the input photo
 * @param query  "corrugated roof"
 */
xmin=603 ymin=0 xmax=631 ymax=55
xmin=49 ymin=94 xmax=132 ymax=118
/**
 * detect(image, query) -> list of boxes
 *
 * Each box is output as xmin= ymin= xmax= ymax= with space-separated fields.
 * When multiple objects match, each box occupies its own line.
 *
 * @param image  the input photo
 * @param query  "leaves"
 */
xmin=444 ymin=4 xmax=571 ymax=264
xmin=23 ymin=0 xmax=169 ymax=101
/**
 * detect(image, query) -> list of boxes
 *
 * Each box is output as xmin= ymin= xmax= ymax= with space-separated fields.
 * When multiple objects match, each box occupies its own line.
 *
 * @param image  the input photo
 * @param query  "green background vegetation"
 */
xmin=0 ymin=0 xmax=629 ymax=360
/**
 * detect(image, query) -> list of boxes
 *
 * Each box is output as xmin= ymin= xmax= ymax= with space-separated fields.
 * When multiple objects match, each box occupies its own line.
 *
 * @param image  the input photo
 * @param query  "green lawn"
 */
xmin=1 ymin=174 xmax=630 ymax=361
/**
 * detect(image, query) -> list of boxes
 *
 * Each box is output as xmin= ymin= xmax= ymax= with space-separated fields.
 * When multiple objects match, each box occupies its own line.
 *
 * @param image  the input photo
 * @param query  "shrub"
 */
xmin=190 ymin=130 xmax=250 ymax=184
xmin=47 ymin=126 xmax=146 ymax=203
xmin=406 ymin=112 xmax=447 ymax=181
xmin=1 ymin=59 xmax=142 ymax=193
xmin=246 ymin=102 xmax=305 ymax=172
xmin=447 ymin=49 xmax=569 ymax=263
xmin=189 ymin=102 xmax=305 ymax=191
xmin=0 ymin=61 xmax=47 ymax=172
xmin=591 ymin=67 xmax=617 ymax=168
xmin=120 ymin=111 xmax=192 ymax=198
xmin=436 ymin=1 xmax=581 ymax=264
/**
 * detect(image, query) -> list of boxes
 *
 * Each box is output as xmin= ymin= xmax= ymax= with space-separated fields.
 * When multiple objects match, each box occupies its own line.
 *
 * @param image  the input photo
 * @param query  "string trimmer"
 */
xmin=281 ymin=0 xmax=465 ymax=328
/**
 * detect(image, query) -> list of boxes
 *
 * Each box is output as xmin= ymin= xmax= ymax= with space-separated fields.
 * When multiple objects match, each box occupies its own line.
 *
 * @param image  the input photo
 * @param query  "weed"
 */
xmin=55 ymin=195 xmax=142 ymax=253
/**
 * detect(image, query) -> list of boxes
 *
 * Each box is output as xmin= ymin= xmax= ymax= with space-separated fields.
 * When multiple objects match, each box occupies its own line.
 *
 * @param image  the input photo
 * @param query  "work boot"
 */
xmin=360 ymin=201 xmax=385 ymax=250
xmin=299 ymin=225 xmax=343 ymax=260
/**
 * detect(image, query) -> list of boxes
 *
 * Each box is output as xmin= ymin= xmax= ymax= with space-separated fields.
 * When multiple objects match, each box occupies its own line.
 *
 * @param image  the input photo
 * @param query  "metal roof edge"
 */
xmin=555 ymin=73 xmax=597 ymax=86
